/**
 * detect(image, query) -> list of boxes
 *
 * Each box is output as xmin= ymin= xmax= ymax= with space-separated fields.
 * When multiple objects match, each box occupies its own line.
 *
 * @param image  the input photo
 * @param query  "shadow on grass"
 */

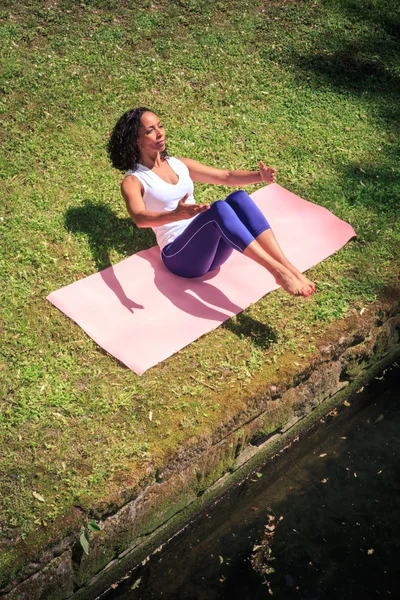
xmin=287 ymin=1 xmax=400 ymax=218
xmin=64 ymin=202 xmax=156 ymax=270
xmin=290 ymin=0 xmax=400 ymax=130
xmin=337 ymin=156 xmax=400 ymax=216
xmin=222 ymin=312 xmax=278 ymax=350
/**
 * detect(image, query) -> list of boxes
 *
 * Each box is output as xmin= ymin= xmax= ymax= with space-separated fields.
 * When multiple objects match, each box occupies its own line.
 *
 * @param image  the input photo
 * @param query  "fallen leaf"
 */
xmin=321 ymin=478 xmax=328 ymax=484
xmin=360 ymin=307 xmax=366 ymax=315
xmin=368 ymin=548 xmax=374 ymax=555
xmin=149 ymin=411 xmax=153 ymax=421
xmin=111 ymin=583 xmax=118 ymax=589
xmin=343 ymin=400 xmax=351 ymax=407
xmin=32 ymin=491 xmax=45 ymax=503
xmin=374 ymin=414 xmax=384 ymax=424
xmin=131 ymin=577 xmax=142 ymax=590
xmin=80 ymin=531 xmax=89 ymax=555
xmin=354 ymin=472 xmax=357 ymax=478
xmin=319 ymin=453 xmax=327 ymax=458
xmin=345 ymin=126 xmax=350 ymax=131
xmin=219 ymin=555 xmax=224 ymax=565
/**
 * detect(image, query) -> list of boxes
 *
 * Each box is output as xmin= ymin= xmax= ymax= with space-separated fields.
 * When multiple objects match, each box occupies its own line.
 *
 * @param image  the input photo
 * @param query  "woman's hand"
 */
xmin=259 ymin=161 xmax=277 ymax=184
xmin=174 ymin=194 xmax=210 ymax=220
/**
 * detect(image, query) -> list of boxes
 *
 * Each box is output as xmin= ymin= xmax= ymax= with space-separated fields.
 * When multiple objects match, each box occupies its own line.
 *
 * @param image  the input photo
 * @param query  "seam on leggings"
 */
xmin=161 ymin=220 xmax=245 ymax=259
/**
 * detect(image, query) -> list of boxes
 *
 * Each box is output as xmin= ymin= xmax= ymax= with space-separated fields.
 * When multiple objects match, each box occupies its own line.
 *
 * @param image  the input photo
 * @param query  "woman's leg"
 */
xmin=162 ymin=200 xmax=311 ymax=295
xmin=161 ymin=202 xmax=243 ymax=278
xmin=255 ymin=229 xmax=316 ymax=292
xmin=225 ymin=190 xmax=316 ymax=293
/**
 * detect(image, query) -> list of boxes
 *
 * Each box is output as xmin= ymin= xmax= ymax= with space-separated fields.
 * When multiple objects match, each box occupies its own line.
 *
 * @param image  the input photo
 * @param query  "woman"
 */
xmin=108 ymin=107 xmax=315 ymax=297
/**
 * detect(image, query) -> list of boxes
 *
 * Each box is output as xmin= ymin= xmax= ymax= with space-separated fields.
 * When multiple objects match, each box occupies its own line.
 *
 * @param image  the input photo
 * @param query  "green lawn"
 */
xmin=1 ymin=0 xmax=399 ymax=585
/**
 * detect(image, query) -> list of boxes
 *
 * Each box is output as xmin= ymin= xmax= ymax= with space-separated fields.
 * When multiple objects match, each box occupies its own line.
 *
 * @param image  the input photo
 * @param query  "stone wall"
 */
xmin=1 ymin=303 xmax=399 ymax=600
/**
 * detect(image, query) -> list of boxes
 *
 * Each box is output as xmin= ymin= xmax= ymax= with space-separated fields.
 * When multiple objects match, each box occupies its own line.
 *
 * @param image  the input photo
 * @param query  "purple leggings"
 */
xmin=161 ymin=190 xmax=271 ymax=278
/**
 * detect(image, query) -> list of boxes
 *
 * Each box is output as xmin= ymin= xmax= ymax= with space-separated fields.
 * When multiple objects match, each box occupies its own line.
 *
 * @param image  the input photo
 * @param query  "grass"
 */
xmin=0 ymin=0 xmax=399 ymax=583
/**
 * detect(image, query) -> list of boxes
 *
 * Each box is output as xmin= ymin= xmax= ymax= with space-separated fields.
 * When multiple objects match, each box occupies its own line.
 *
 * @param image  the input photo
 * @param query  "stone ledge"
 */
xmin=1 ymin=302 xmax=399 ymax=600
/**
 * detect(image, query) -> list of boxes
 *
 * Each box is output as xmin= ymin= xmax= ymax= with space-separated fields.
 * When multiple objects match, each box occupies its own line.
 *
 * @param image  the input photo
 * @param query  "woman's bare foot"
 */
xmin=284 ymin=265 xmax=316 ymax=294
xmin=296 ymin=272 xmax=316 ymax=294
xmin=275 ymin=269 xmax=311 ymax=297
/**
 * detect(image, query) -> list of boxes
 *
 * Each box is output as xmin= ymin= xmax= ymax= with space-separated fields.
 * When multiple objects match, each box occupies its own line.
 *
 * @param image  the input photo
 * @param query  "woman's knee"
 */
xmin=209 ymin=199 xmax=236 ymax=218
xmin=224 ymin=189 xmax=252 ymax=207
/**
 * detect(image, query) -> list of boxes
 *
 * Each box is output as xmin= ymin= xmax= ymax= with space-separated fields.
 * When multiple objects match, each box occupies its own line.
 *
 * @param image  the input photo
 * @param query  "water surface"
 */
xmin=102 ymin=363 xmax=400 ymax=599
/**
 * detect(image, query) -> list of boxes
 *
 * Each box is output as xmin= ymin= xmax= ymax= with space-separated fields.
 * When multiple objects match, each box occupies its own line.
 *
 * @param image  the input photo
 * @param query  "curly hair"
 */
xmin=107 ymin=107 xmax=168 ymax=172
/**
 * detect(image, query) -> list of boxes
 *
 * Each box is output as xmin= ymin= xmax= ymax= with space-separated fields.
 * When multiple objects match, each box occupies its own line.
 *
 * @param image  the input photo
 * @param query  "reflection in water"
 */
xmin=103 ymin=363 xmax=400 ymax=600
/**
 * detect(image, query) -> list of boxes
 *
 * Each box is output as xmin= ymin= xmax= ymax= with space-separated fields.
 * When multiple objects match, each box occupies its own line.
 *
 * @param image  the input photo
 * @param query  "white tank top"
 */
xmin=126 ymin=157 xmax=197 ymax=250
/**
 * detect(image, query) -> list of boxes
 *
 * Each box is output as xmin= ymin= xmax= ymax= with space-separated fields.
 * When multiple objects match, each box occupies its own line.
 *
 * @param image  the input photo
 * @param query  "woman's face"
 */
xmin=137 ymin=111 xmax=166 ymax=156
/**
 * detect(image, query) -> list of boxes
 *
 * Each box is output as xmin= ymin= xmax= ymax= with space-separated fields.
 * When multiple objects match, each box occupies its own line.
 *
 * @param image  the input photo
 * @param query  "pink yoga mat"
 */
xmin=47 ymin=185 xmax=355 ymax=374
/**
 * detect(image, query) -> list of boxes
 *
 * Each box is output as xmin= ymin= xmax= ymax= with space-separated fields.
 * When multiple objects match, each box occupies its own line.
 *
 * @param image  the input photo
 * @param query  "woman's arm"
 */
xmin=121 ymin=175 xmax=209 ymax=228
xmin=178 ymin=158 xmax=276 ymax=186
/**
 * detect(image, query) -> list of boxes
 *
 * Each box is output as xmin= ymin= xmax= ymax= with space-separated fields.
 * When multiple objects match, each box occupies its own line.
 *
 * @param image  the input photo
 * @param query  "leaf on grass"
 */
xmin=32 ymin=491 xmax=45 ymax=502
xmin=149 ymin=411 xmax=153 ymax=421
xmin=131 ymin=577 xmax=142 ymax=590
xmin=343 ymin=400 xmax=351 ymax=407
xmin=319 ymin=453 xmax=327 ymax=458
xmin=219 ymin=555 xmax=224 ymax=565
xmin=256 ymin=472 xmax=262 ymax=478
xmin=88 ymin=521 xmax=101 ymax=533
xmin=374 ymin=414 xmax=384 ymax=424
xmin=80 ymin=531 xmax=89 ymax=555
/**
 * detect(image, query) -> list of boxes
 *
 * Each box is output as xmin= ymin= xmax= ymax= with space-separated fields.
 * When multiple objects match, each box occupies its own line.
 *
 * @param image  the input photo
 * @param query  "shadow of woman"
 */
xmin=65 ymin=201 xmax=246 ymax=319
xmin=65 ymin=202 xmax=154 ymax=312
xmin=136 ymin=247 xmax=244 ymax=321
xmin=64 ymin=202 xmax=278 ymax=344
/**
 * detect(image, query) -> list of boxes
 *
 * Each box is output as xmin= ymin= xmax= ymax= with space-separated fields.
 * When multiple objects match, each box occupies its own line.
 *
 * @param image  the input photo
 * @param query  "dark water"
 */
xmin=102 ymin=363 xmax=400 ymax=600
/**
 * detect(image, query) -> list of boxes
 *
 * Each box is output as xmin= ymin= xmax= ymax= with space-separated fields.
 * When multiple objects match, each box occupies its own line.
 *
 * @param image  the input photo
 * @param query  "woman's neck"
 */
xmin=138 ymin=152 xmax=164 ymax=170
